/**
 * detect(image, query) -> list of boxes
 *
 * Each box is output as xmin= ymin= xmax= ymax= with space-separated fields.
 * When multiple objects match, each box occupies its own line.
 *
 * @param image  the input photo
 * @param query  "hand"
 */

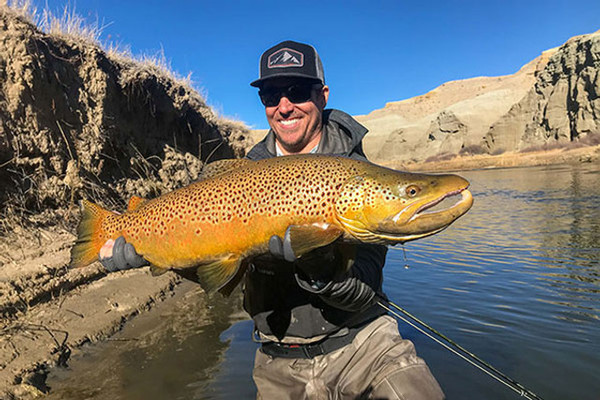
xmin=313 ymin=272 xmax=377 ymax=312
xmin=99 ymin=236 xmax=149 ymax=272
xmin=268 ymin=234 xmax=375 ymax=310
xmin=268 ymin=232 xmax=296 ymax=262
xmin=268 ymin=233 xmax=337 ymax=289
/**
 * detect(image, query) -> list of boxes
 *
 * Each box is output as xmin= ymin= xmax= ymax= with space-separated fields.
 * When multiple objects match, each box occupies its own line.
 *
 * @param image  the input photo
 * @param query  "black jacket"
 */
xmin=244 ymin=109 xmax=387 ymax=341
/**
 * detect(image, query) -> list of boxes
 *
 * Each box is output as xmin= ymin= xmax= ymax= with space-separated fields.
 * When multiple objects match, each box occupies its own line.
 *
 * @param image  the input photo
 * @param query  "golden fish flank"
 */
xmin=70 ymin=154 xmax=473 ymax=294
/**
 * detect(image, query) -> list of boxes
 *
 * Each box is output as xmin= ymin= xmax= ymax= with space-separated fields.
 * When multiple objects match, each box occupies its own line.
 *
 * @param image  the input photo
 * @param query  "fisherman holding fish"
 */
xmin=94 ymin=41 xmax=447 ymax=399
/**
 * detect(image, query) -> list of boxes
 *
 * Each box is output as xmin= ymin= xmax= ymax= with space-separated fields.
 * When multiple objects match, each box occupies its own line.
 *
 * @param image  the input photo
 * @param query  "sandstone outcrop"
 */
xmin=356 ymin=31 xmax=600 ymax=165
xmin=485 ymin=31 xmax=600 ymax=153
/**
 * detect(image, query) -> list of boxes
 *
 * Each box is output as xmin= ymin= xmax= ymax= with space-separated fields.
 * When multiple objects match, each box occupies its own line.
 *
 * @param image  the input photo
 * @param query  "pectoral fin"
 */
xmin=218 ymin=259 xmax=249 ymax=297
xmin=177 ymin=255 xmax=242 ymax=294
xmin=287 ymin=223 xmax=344 ymax=258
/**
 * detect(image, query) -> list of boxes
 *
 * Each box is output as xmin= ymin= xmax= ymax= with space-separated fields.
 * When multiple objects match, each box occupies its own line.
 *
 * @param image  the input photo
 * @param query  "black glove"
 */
xmin=268 ymin=233 xmax=376 ymax=311
xmin=298 ymin=269 xmax=377 ymax=312
xmin=99 ymin=236 xmax=149 ymax=272
xmin=268 ymin=233 xmax=337 ymax=289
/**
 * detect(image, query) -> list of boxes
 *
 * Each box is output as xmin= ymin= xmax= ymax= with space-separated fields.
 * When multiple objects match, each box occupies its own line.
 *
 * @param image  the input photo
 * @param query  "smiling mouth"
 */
xmin=279 ymin=118 xmax=300 ymax=127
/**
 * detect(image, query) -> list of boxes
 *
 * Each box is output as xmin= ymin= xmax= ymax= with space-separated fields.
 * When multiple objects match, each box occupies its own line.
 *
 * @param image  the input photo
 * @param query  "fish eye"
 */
xmin=406 ymin=185 xmax=420 ymax=197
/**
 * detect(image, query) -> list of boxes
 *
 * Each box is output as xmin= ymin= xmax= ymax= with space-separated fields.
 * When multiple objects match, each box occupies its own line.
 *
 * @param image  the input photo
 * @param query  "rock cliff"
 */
xmin=357 ymin=31 xmax=600 ymax=165
xmin=485 ymin=31 xmax=600 ymax=153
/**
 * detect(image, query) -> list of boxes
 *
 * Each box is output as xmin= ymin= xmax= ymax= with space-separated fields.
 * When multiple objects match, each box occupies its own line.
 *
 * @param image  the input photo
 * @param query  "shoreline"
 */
xmin=382 ymin=144 xmax=600 ymax=173
xmin=0 ymin=229 xmax=186 ymax=399
xmin=0 ymin=145 xmax=598 ymax=398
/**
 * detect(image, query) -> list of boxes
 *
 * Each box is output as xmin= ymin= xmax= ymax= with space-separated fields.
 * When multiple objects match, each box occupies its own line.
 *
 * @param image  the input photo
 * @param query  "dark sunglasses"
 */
xmin=258 ymin=83 xmax=320 ymax=107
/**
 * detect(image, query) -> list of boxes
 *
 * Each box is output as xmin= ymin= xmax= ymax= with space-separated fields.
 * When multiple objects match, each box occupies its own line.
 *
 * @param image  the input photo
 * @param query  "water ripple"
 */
xmin=384 ymin=164 xmax=600 ymax=399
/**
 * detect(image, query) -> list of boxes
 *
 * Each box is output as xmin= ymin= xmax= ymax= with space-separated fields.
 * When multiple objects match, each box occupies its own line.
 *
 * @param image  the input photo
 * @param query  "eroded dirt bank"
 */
xmin=0 ymin=6 xmax=249 ymax=398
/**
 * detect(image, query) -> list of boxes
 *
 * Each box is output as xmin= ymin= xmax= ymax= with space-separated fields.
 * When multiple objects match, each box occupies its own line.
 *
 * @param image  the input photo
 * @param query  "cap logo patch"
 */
xmin=267 ymin=48 xmax=303 ymax=68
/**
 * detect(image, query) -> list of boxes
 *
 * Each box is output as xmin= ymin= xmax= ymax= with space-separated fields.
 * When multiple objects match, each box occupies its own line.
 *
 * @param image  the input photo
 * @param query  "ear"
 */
xmin=318 ymin=85 xmax=329 ymax=108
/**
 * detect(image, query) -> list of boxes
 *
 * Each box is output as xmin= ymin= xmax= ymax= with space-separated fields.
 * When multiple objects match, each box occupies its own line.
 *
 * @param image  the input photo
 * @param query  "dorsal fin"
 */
xmin=127 ymin=196 xmax=148 ymax=211
xmin=199 ymin=159 xmax=252 ymax=180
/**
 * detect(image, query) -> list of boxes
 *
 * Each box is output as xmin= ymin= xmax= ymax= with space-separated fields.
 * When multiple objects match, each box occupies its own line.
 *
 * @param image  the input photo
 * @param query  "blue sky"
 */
xmin=33 ymin=1 xmax=600 ymax=129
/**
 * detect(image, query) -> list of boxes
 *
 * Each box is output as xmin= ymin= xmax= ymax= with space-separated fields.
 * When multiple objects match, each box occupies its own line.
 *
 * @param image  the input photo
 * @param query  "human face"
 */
xmin=261 ymin=78 xmax=329 ymax=155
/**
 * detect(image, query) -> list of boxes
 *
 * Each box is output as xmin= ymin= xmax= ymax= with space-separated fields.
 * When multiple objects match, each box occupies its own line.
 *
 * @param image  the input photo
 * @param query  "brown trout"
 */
xmin=70 ymin=154 xmax=473 ymax=294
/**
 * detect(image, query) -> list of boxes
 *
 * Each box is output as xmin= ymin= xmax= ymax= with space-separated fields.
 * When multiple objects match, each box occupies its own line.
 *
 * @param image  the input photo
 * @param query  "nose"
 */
xmin=277 ymin=95 xmax=295 ymax=114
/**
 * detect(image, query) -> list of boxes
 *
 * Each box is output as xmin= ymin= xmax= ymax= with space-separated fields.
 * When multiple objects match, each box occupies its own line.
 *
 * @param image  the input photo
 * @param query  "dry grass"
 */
xmin=107 ymin=43 xmax=195 ymax=89
xmin=1 ymin=0 xmax=34 ymax=19
xmin=39 ymin=4 xmax=107 ymax=44
xmin=520 ymin=134 xmax=600 ymax=153
xmin=2 ymin=0 xmax=195 ymax=90
xmin=424 ymin=152 xmax=456 ymax=163
xmin=2 ymin=0 xmax=105 ymax=44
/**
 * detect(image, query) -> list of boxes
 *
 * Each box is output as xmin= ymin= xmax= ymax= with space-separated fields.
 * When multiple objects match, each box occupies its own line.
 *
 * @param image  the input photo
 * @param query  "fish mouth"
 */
xmin=377 ymin=185 xmax=473 ymax=243
xmin=408 ymin=187 xmax=472 ymax=222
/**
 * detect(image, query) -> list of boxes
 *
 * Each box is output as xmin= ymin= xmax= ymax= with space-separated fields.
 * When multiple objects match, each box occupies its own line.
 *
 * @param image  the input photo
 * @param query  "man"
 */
xmin=100 ymin=40 xmax=444 ymax=399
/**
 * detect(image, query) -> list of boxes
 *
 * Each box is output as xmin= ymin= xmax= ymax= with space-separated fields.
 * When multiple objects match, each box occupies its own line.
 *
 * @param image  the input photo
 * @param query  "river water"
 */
xmin=47 ymin=163 xmax=600 ymax=399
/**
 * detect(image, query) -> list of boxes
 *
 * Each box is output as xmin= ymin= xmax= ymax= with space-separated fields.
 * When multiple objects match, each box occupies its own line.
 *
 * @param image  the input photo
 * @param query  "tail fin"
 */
xmin=70 ymin=200 xmax=114 ymax=268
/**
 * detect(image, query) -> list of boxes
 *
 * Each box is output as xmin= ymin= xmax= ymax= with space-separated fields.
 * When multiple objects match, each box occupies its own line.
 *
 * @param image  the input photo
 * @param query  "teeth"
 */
xmin=280 ymin=119 xmax=298 ymax=126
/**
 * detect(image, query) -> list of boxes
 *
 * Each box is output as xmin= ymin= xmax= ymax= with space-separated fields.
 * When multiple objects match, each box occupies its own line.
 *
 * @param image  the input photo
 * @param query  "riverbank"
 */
xmin=384 ymin=144 xmax=600 ymax=172
xmin=0 ymin=228 xmax=185 ymax=399
xmin=0 ymin=6 xmax=245 ymax=397
xmin=1 ymin=145 xmax=599 ymax=398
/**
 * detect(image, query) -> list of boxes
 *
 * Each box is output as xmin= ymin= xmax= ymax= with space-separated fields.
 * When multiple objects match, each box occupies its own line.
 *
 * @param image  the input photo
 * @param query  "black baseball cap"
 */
xmin=250 ymin=40 xmax=325 ymax=87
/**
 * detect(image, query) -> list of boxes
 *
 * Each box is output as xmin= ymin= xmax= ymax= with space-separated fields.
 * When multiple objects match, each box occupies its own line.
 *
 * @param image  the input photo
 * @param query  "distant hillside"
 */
xmin=356 ymin=30 xmax=600 ymax=166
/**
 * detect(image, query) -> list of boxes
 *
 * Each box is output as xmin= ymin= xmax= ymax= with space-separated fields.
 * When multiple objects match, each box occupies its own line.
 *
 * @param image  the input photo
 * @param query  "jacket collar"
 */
xmin=246 ymin=109 xmax=368 ymax=160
